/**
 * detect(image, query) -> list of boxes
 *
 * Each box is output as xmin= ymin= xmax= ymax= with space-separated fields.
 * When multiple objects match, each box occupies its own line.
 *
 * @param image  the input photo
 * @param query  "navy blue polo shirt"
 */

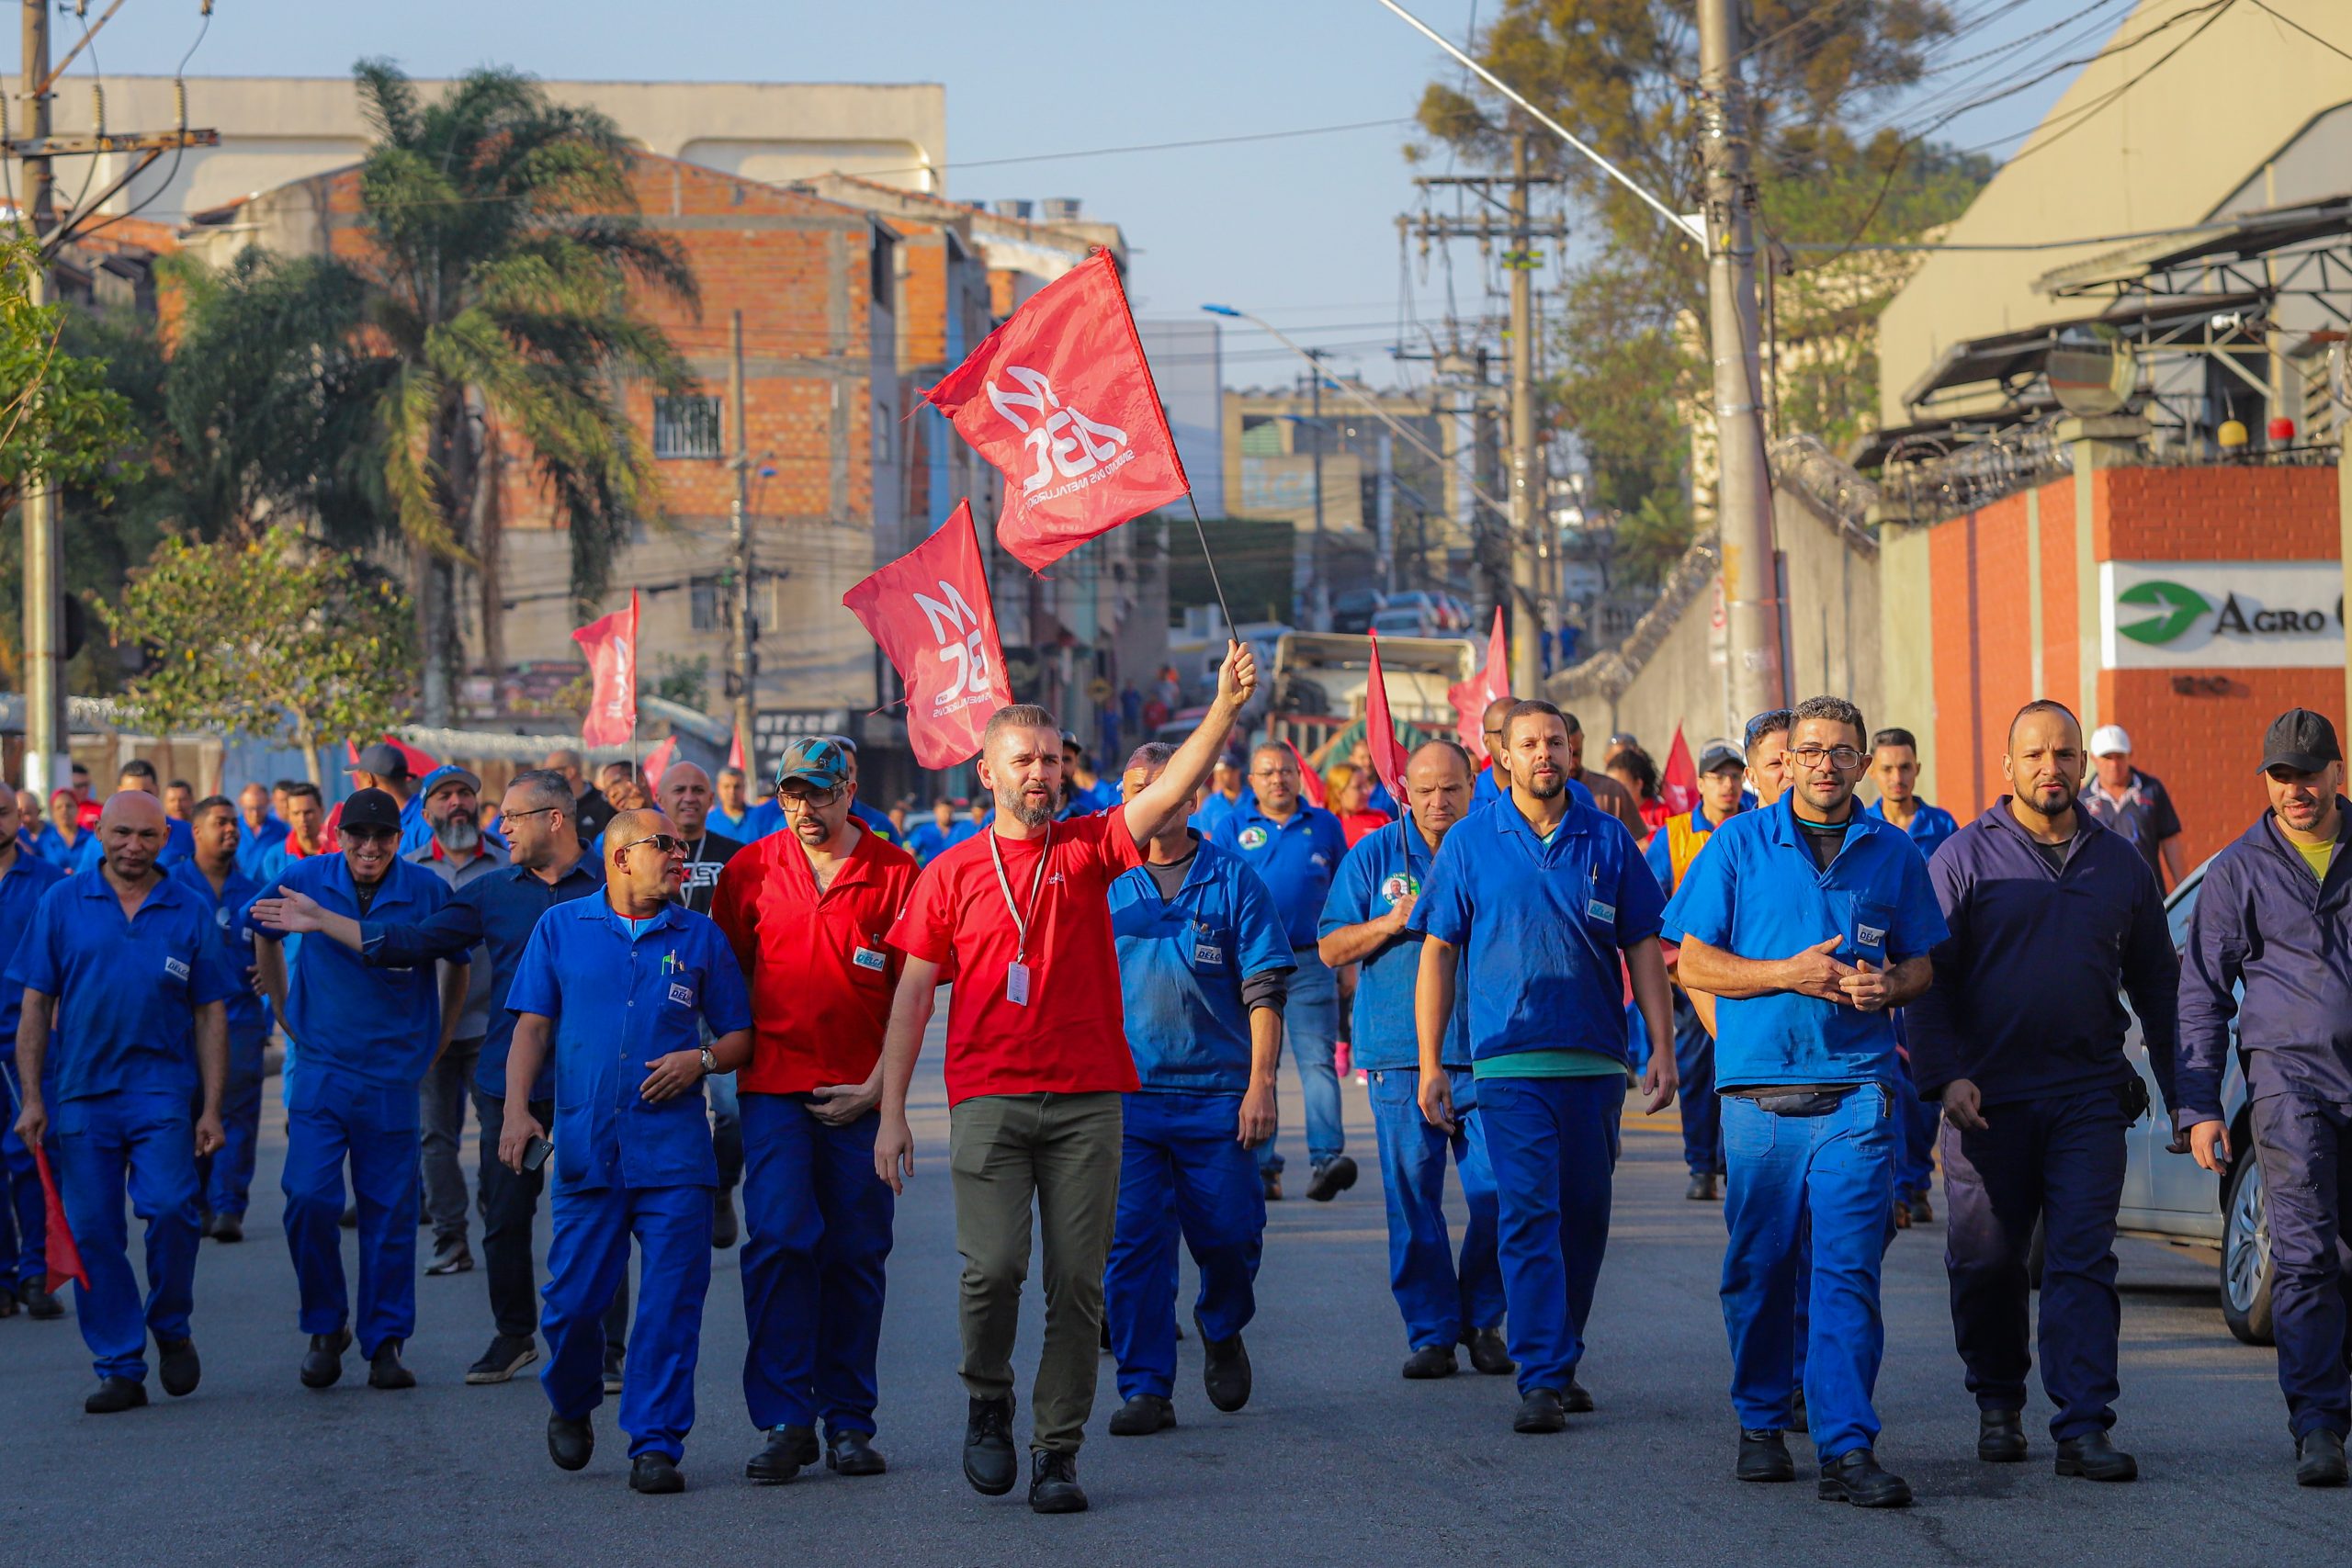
xmin=1109 ymin=836 xmax=1295 ymax=1094
xmin=1865 ymin=797 xmax=1960 ymax=863
xmin=504 ymin=898 xmax=753 ymax=1194
xmin=9 ymin=869 xmax=238 ymax=1102
xmin=1410 ymin=798 xmax=1664 ymax=1066
xmin=1660 ymin=795 xmax=1949 ymax=1089
xmin=356 ymin=856 xmax=605 ymax=1102
xmin=1319 ymin=815 xmax=1470 ymax=1070
xmin=1211 ymin=800 xmax=1350 ymax=948
xmin=167 ymin=859 xmax=271 ymax=1043
xmin=239 ymin=853 xmax=450 ymax=1091
xmin=0 ymin=851 xmax=66 ymax=1046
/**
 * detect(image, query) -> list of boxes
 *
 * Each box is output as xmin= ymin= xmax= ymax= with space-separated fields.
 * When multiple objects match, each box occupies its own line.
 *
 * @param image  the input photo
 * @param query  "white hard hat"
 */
xmin=2088 ymin=724 xmax=2132 ymax=757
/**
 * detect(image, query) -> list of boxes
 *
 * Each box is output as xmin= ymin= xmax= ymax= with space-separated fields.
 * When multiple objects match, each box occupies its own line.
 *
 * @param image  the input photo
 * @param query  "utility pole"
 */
xmin=1305 ymin=351 xmax=1327 ymax=631
xmin=1697 ymin=0 xmax=1786 ymax=724
xmin=728 ymin=310 xmax=756 ymax=755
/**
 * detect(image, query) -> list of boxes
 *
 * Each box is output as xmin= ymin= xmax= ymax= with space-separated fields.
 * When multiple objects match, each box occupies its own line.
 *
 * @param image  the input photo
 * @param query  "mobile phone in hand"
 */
xmin=522 ymin=1135 xmax=553 ymax=1172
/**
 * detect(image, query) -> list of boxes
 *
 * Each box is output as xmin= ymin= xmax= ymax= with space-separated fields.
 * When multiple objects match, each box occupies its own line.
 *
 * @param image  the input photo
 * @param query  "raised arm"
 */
xmin=1125 ymin=641 xmax=1258 ymax=845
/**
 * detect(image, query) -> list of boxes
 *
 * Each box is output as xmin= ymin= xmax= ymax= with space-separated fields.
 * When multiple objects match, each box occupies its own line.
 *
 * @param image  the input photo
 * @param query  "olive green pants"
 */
xmin=948 ymin=1091 xmax=1124 ymax=1455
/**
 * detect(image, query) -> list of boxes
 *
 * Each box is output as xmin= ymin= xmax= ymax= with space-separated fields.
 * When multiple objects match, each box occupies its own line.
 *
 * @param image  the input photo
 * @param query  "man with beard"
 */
xmin=409 ymin=766 xmax=501 ymax=1278
xmin=655 ymin=761 xmax=747 ymax=1247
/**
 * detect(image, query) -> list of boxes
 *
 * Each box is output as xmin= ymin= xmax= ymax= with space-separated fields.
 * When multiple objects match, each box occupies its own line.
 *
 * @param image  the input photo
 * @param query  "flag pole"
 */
xmin=1183 ymin=491 xmax=1238 ymax=638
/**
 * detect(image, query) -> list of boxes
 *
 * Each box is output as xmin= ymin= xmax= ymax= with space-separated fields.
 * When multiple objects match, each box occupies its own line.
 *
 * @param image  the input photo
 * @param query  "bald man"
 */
xmin=656 ymin=761 xmax=747 ymax=1247
xmin=543 ymin=748 xmax=616 ymax=843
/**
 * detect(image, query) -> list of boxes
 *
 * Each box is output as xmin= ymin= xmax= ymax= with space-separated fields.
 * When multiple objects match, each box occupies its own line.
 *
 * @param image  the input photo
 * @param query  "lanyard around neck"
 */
xmin=986 ymin=820 xmax=1052 ymax=964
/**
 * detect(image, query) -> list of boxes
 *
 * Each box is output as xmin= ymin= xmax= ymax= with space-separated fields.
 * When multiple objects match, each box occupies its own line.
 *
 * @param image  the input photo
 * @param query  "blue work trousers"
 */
xmin=2250 ymin=1093 xmax=2352 ymax=1439
xmin=543 ymin=1181 xmax=713 ymax=1461
xmin=1671 ymin=994 xmax=1721 ymax=1178
xmin=1721 ymin=1084 xmax=1896 ymax=1462
xmin=52 ymin=1088 xmax=202 ymax=1382
xmin=282 ymin=1069 xmax=419 ymax=1358
xmin=739 ymin=1093 xmax=894 ymax=1436
xmin=195 ymin=1032 xmax=267 ymax=1220
xmin=1366 ymin=1066 xmax=1502 ymax=1350
xmin=1106 ymin=1090 xmax=1265 ymax=1401
xmin=1261 ymin=950 xmax=1341 ymax=1176
xmin=1894 ymin=1044 xmax=1939 ymax=1196
xmin=1941 ymin=1087 xmax=2128 ymax=1440
xmin=1474 ymin=1073 xmax=1623 ymax=1397
xmin=708 ymin=1071 xmax=743 ymax=1193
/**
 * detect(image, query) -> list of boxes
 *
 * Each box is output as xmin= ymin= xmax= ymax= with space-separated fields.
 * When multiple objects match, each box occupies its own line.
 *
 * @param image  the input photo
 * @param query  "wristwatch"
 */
xmin=698 ymin=1045 xmax=718 ymax=1076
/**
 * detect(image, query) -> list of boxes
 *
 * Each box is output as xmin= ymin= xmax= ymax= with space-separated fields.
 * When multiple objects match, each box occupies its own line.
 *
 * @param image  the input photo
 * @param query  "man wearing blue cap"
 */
xmin=739 ymin=738 xmax=900 ymax=850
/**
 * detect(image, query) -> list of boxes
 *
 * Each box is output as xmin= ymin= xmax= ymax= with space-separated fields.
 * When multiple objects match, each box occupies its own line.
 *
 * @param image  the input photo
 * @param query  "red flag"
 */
xmin=346 ymin=735 xmax=437 ymax=776
xmin=922 ymin=251 xmax=1189 ymax=573
xmin=31 ymin=1143 xmax=87 ymax=1293
xmin=1281 ymin=739 xmax=1327 ymax=808
xmin=571 ymin=591 xmax=639 ymax=750
xmin=1448 ymin=607 xmax=1510 ymax=752
xmin=642 ymin=734 xmax=678 ymax=791
xmin=842 ymin=502 xmax=1015 ymax=769
xmin=1659 ymin=724 xmax=1699 ymax=817
xmin=1363 ymin=630 xmax=1408 ymax=803
xmin=727 ymin=728 xmax=746 ymax=773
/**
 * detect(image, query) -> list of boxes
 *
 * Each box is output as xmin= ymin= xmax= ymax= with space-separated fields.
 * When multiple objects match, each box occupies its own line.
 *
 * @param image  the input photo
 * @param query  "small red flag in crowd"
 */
xmin=923 ymin=250 xmax=1189 ymax=574
xmin=1363 ymin=631 xmax=1409 ymax=803
xmin=31 ymin=1144 xmax=87 ymax=1293
xmin=1659 ymin=725 xmax=1700 ymax=817
xmin=842 ymin=502 xmax=1015 ymax=769
xmin=641 ymin=734 xmax=678 ymax=789
xmin=345 ymin=736 xmax=438 ymax=776
xmin=1449 ymin=607 xmax=1509 ymax=752
xmin=1282 ymin=739 xmax=1327 ymax=808
xmin=727 ymin=728 xmax=746 ymax=774
xmin=572 ymin=591 xmax=640 ymax=750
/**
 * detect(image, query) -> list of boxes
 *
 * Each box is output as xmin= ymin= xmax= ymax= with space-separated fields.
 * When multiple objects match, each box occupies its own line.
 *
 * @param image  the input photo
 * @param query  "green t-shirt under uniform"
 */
xmin=1472 ymin=1048 xmax=1627 ymax=1080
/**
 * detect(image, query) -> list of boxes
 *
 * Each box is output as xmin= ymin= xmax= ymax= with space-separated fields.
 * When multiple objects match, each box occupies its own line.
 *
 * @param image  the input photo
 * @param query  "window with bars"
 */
xmin=652 ymin=394 xmax=724 ymax=459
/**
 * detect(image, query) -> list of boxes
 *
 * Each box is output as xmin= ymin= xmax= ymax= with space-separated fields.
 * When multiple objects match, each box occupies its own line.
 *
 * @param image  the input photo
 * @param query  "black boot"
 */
xmin=1466 ymin=1326 xmax=1514 ymax=1376
xmin=745 ymin=1426 xmax=817 ymax=1483
xmin=1306 ymin=1156 xmax=1359 ymax=1201
xmin=1817 ymin=1447 xmax=1913 ymax=1507
xmin=629 ymin=1452 xmax=684 ymax=1494
xmin=827 ymin=1429 xmax=887 ymax=1476
xmin=1977 ymin=1408 xmax=2027 ymax=1462
xmin=368 ymin=1338 xmax=416 ymax=1390
xmin=1513 ymin=1387 xmax=1566 ymax=1434
xmin=1197 ymin=1311 xmax=1251 ymax=1412
xmin=21 ymin=1280 xmax=62 ymax=1319
xmin=548 ymin=1413 xmax=594 ymax=1472
xmin=300 ymin=1327 xmax=352 ymax=1389
xmin=209 ymin=1213 xmax=244 ymax=1244
xmin=2054 ymin=1429 xmax=2137 ymax=1482
xmin=1401 ymin=1345 xmax=1457 ymax=1380
xmin=85 ymin=1377 xmax=148 ymax=1415
xmin=2297 ymin=1428 xmax=2348 ymax=1487
xmin=1737 ymin=1428 xmax=1794 ymax=1483
xmin=155 ymin=1336 xmax=201 ymax=1398
xmin=1108 ymin=1394 xmax=1175 ymax=1436
xmin=1028 ymin=1450 xmax=1088 ymax=1514
xmin=963 ymin=1395 xmax=1017 ymax=1496
xmin=1561 ymin=1374 xmax=1594 ymax=1415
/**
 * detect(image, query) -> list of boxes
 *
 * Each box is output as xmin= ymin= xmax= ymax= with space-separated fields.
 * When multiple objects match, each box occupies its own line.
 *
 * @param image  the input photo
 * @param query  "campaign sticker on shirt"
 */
xmin=1380 ymin=872 xmax=1419 ymax=907
xmin=1238 ymin=826 xmax=1269 ymax=851
xmin=1586 ymin=898 xmax=1616 ymax=924
xmin=164 ymin=956 xmax=190 ymax=982
xmin=1193 ymin=942 xmax=1226 ymax=966
xmin=853 ymin=947 xmax=887 ymax=972
xmin=668 ymin=981 xmax=695 ymax=1007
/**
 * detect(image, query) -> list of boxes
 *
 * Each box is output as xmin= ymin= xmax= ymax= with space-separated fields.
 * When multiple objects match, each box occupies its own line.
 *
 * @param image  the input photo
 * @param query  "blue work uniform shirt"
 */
xmin=167 ymin=859 xmax=271 ymax=1043
xmin=1319 ymin=815 xmax=1471 ymax=1070
xmin=1865 ymin=797 xmax=1960 ymax=863
xmin=239 ymin=854 xmax=450 ymax=1091
xmin=355 ymin=856 xmax=605 ymax=1102
xmin=503 ymin=899 xmax=753 ymax=1193
xmin=0 ymin=851 xmax=66 ymax=1046
xmin=8 ymin=869 xmax=238 ymax=1102
xmin=1212 ymin=800 xmax=1351 ymax=949
xmin=234 ymin=816 xmax=290 ymax=881
xmin=1660 ymin=795 xmax=1949 ymax=1089
xmin=1109 ymin=836 xmax=1295 ymax=1094
xmin=707 ymin=805 xmax=748 ymax=840
xmin=1411 ymin=798 xmax=1664 ymax=1064
xmin=907 ymin=818 xmax=978 ymax=864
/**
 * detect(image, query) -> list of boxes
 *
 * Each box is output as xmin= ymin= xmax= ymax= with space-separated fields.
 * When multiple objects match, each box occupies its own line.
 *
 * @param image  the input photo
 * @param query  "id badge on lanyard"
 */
xmin=988 ymin=823 xmax=1051 ymax=1008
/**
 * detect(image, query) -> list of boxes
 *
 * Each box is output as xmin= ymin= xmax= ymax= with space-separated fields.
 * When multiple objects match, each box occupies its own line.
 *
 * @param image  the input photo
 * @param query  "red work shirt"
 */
xmin=889 ymin=806 xmax=1145 ymax=1106
xmin=712 ymin=825 xmax=920 ymax=1096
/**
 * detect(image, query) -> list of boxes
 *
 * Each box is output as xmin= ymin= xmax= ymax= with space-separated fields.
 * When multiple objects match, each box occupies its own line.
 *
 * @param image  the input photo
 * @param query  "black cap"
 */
xmin=2258 ymin=708 xmax=2342 ymax=774
xmin=352 ymin=741 xmax=410 ymax=778
xmin=339 ymin=787 xmax=403 ymax=835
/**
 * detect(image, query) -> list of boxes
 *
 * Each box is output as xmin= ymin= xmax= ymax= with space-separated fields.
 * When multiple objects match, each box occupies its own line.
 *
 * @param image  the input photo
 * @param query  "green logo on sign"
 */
xmin=2117 ymin=580 xmax=2210 ymax=645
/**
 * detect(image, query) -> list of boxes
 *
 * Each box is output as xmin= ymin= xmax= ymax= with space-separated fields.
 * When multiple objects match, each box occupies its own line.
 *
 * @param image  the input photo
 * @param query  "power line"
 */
xmin=2243 ymin=0 xmax=2352 ymax=62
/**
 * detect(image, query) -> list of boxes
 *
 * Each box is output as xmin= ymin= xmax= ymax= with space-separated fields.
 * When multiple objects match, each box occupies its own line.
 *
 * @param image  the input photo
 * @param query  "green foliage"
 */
xmin=650 ymin=652 xmax=708 ymax=711
xmin=0 ymin=235 xmax=141 ymax=511
xmin=102 ymin=525 xmax=416 ymax=783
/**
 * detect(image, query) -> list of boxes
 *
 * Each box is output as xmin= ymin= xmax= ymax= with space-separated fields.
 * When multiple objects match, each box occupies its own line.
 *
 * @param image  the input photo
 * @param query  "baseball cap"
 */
xmin=2258 ymin=708 xmax=2343 ymax=774
xmin=1698 ymin=739 xmax=1746 ymax=774
xmin=2088 ymin=725 xmax=2132 ymax=758
xmin=339 ymin=787 xmax=403 ymax=835
xmin=351 ymin=741 xmax=412 ymax=778
xmin=775 ymin=736 xmax=852 ymax=792
xmin=418 ymin=763 xmax=481 ymax=800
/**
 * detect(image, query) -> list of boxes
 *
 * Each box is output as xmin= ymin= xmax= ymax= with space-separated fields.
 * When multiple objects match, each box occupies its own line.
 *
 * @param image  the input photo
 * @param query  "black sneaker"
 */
xmin=963 ymin=1394 xmax=1017 ymax=1496
xmin=300 ymin=1327 xmax=352 ymax=1389
xmin=629 ymin=1453 xmax=684 ymax=1495
xmin=1978 ymin=1408 xmax=2027 ymax=1463
xmin=827 ymin=1429 xmax=887 ymax=1476
xmin=1196 ymin=1310 xmax=1251 ymax=1412
xmin=1401 ymin=1345 xmax=1457 ymax=1380
xmin=712 ymin=1190 xmax=740 ymax=1249
xmin=602 ymin=1342 xmax=626 ymax=1395
xmin=2297 ymin=1428 xmax=2349 ymax=1487
xmin=466 ymin=1334 xmax=539 ymax=1384
xmin=368 ymin=1338 xmax=416 ymax=1391
xmin=155 ymin=1335 xmax=201 ymax=1398
xmin=1028 ymin=1450 xmax=1088 ymax=1514
xmin=1513 ymin=1387 xmax=1567 ymax=1434
xmin=1466 ymin=1327 xmax=1514 ymax=1376
xmin=1817 ymin=1447 xmax=1913 ymax=1507
xmin=424 ymin=1237 xmax=473 ymax=1276
xmin=548 ymin=1413 xmax=594 ymax=1472
xmin=85 ymin=1376 xmax=148 ymax=1415
xmin=745 ymin=1426 xmax=817 ymax=1483
xmin=1108 ymin=1393 xmax=1175 ymax=1436
xmin=1737 ymin=1428 xmax=1795 ymax=1482
xmin=1306 ymin=1156 xmax=1359 ymax=1201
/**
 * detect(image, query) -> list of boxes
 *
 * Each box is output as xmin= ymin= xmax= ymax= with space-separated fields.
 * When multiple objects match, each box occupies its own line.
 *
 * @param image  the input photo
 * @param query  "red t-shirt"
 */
xmin=889 ymin=806 xmax=1145 ymax=1106
xmin=713 ymin=825 xmax=920 ymax=1096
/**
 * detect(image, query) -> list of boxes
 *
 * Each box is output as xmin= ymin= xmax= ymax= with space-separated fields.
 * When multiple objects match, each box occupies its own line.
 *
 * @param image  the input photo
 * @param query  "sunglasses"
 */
xmin=343 ymin=826 xmax=399 ymax=845
xmin=619 ymin=833 xmax=688 ymax=857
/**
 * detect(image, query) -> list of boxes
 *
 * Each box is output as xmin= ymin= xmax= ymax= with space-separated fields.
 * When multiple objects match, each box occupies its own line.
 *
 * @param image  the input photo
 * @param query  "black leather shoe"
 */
xmin=963 ymin=1395 xmax=1017 ymax=1496
xmin=368 ymin=1338 xmax=416 ymax=1390
xmin=1562 ymin=1375 xmax=1594 ymax=1414
xmin=1737 ymin=1428 xmax=1795 ymax=1482
xmin=827 ymin=1429 xmax=887 ymax=1476
xmin=1466 ymin=1326 xmax=1514 ymax=1376
xmin=155 ymin=1336 xmax=200 ymax=1398
xmin=1197 ymin=1311 xmax=1250 ymax=1412
xmin=85 ymin=1376 xmax=148 ymax=1415
xmin=1817 ymin=1447 xmax=1913 ymax=1507
xmin=1513 ymin=1387 xmax=1567 ymax=1434
xmin=2055 ymin=1429 xmax=2137 ymax=1482
xmin=21 ymin=1280 xmax=62 ymax=1319
xmin=1306 ymin=1156 xmax=1359 ymax=1201
xmin=209 ymin=1213 xmax=243 ymax=1244
xmin=1108 ymin=1393 xmax=1175 ymax=1436
xmin=629 ymin=1453 xmax=684 ymax=1495
xmin=712 ymin=1190 xmax=740 ymax=1249
xmin=1402 ymin=1345 xmax=1457 ymax=1380
xmin=745 ymin=1426 xmax=816 ymax=1483
xmin=1029 ymin=1450 xmax=1088 ymax=1513
xmin=1686 ymin=1172 xmax=1720 ymax=1201
xmin=1978 ymin=1408 xmax=2027 ymax=1462
xmin=548 ymin=1414 xmax=594 ymax=1471
xmin=300 ymin=1327 xmax=352 ymax=1389
xmin=2297 ymin=1428 xmax=2349 ymax=1487
xmin=466 ymin=1333 xmax=538 ymax=1384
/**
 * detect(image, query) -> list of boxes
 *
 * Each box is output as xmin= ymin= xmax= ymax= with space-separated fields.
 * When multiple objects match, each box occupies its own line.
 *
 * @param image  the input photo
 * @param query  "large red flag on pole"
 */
xmin=922 ymin=250 xmax=1190 ymax=574
xmin=572 ymin=591 xmax=639 ymax=750
xmin=842 ymin=502 xmax=1015 ymax=769
xmin=1363 ymin=630 xmax=1409 ymax=803
xmin=1659 ymin=724 xmax=1700 ymax=817
xmin=31 ymin=1145 xmax=87 ymax=1292
xmin=1448 ymin=607 xmax=1510 ymax=752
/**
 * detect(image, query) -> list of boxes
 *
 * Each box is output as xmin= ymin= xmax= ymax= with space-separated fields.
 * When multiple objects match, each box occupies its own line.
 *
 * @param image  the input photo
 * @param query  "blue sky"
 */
xmin=6 ymin=0 xmax=2093 ymax=388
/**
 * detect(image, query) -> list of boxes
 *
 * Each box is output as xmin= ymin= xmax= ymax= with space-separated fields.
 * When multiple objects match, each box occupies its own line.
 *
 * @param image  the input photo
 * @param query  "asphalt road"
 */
xmin=2 ymin=1043 xmax=2339 ymax=1565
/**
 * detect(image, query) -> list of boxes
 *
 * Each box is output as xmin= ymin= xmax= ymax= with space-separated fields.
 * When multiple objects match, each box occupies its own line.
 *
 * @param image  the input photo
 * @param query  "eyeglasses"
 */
xmin=779 ymin=786 xmax=842 ymax=810
xmin=504 ymin=806 xmax=563 ymax=823
xmin=618 ymin=833 xmax=688 ymax=857
xmin=1789 ymin=745 xmax=1865 ymax=772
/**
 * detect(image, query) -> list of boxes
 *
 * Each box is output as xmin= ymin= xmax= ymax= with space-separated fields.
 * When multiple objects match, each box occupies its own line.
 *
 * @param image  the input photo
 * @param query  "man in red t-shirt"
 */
xmin=876 ymin=641 xmax=1260 ymax=1516
xmin=711 ymin=736 xmax=918 ymax=1486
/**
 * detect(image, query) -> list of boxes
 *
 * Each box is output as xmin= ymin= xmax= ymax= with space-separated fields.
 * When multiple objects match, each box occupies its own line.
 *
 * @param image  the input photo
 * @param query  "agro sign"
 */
xmin=2099 ymin=561 xmax=2345 ymax=669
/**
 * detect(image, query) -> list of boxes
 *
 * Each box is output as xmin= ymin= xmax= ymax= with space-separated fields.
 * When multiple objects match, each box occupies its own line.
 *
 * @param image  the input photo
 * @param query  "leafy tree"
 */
xmin=103 ymin=525 xmax=416 ymax=784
